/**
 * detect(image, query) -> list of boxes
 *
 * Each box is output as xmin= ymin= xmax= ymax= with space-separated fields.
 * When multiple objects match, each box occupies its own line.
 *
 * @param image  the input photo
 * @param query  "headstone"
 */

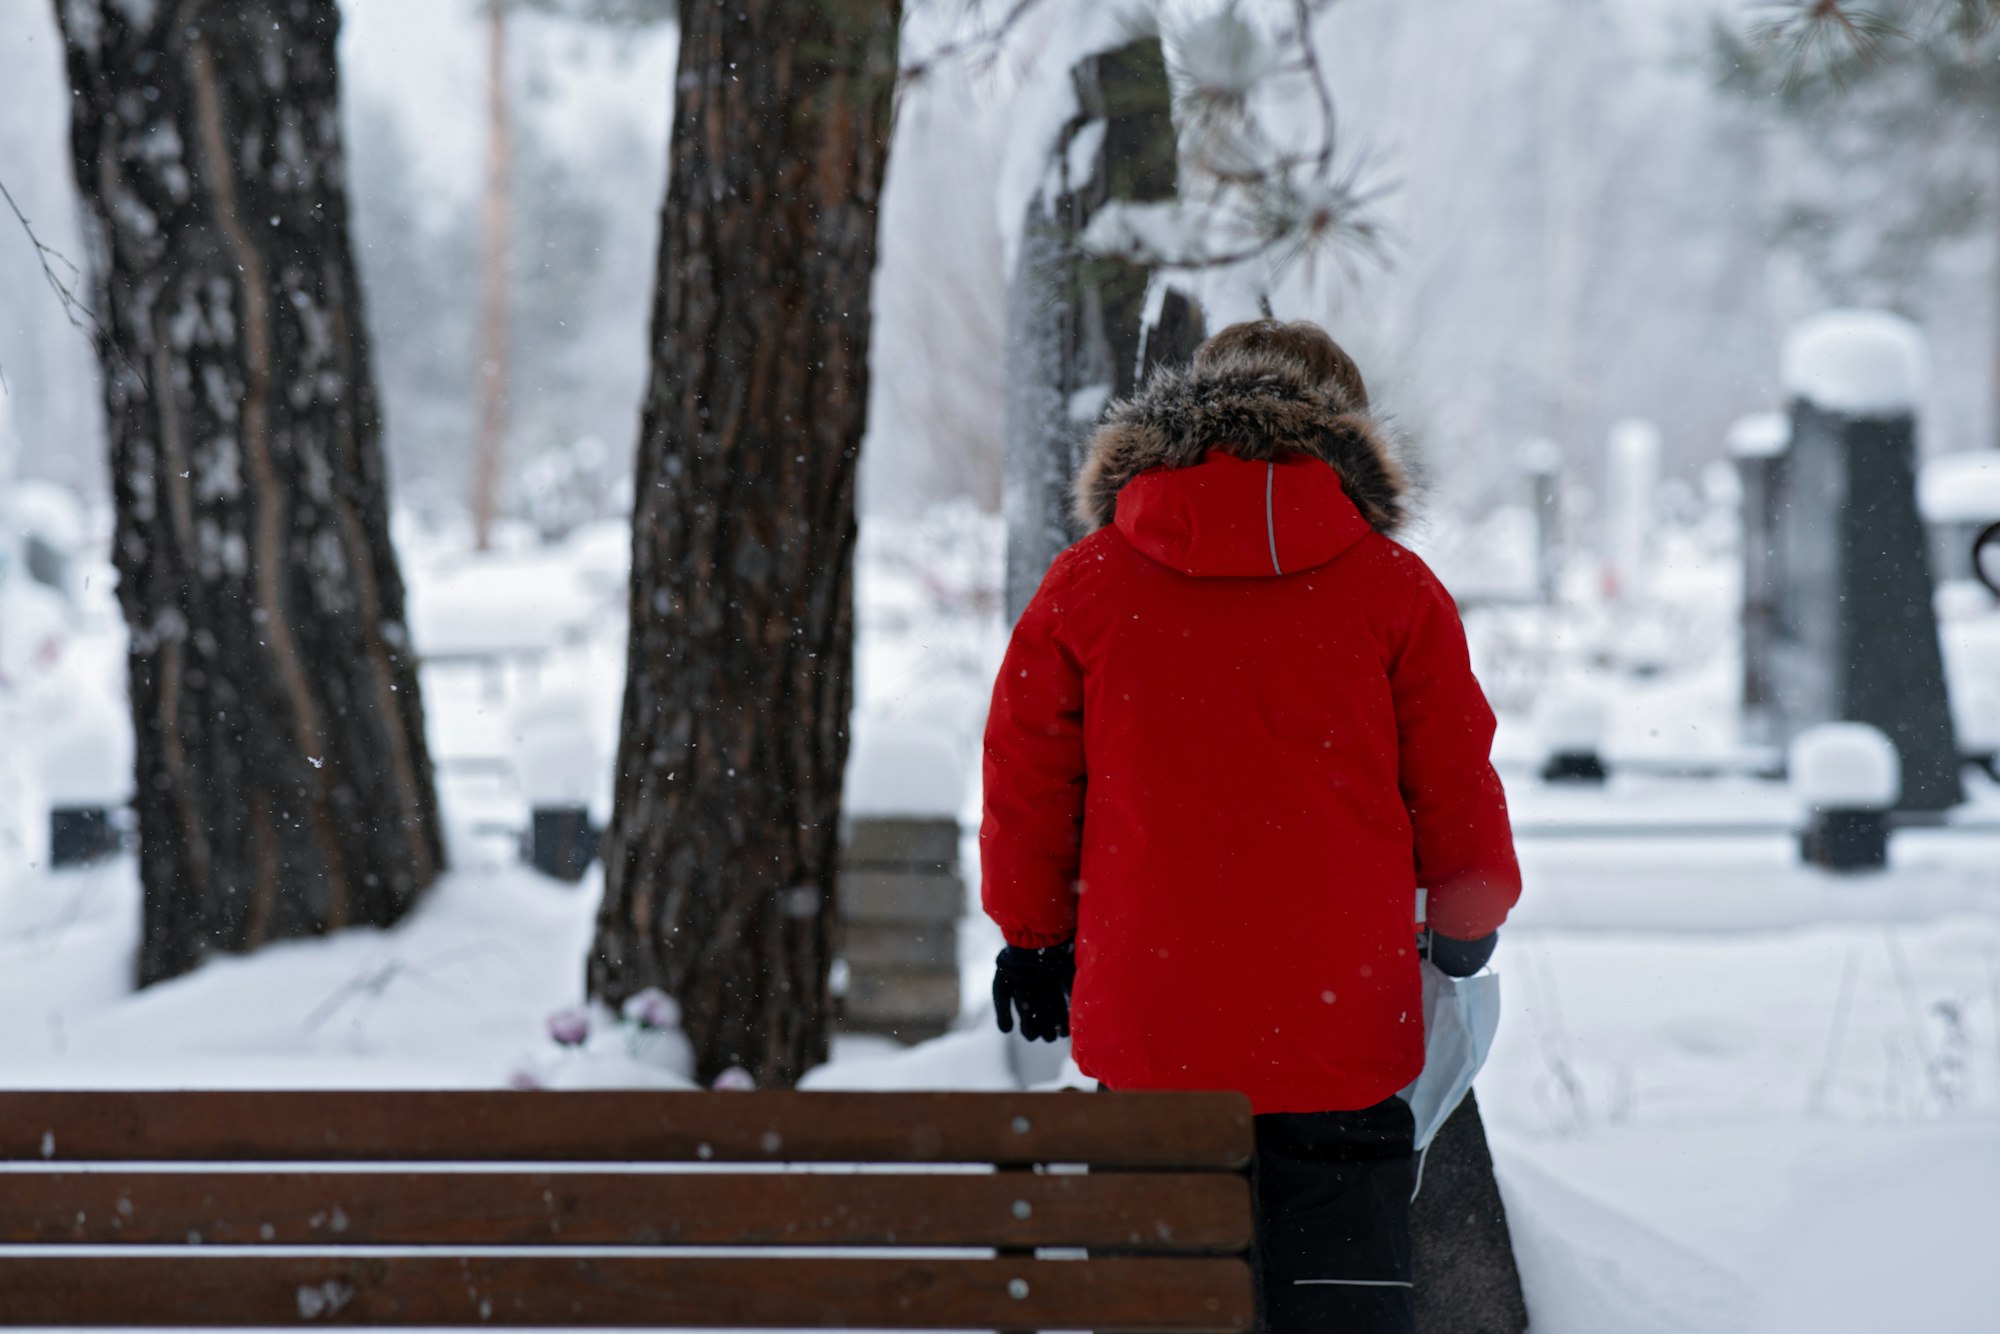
xmin=1974 ymin=521 xmax=2000 ymax=599
xmin=1003 ymin=34 xmax=1179 ymax=623
xmin=1535 ymin=688 xmax=1609 ymax=786
xmin=839 ymin=721 xmax=966 ymax=1042
xmin=837 ymin=817 xmax=964 ymax=1042
xmin=1915 ymin=452 xmax=2000 ymax=584
xmin=513 ymin=690 xmax=602 ymax=883
xmin=41 ymin=698 xmax=132 ymax=868
xmin=1771 ymin=312 xmax=1961 ymax=810
xmin=1518 ymin=438 xmax=1563 ymax=604
xmin=1792 ymin=722 xmax=1900 ymax=870
xmin=1728 ymin=412 xmax=1792 ymax=749
xmin=1603 ymin=419 xmax=1660 ymax=601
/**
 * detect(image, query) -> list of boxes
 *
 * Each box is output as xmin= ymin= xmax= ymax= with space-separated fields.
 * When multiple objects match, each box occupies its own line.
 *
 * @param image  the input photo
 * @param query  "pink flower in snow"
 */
xmin=621 ymin=987 xmax=681 ymax=1032
xmin=546 ymin=1007 xmax=590 ymax=1048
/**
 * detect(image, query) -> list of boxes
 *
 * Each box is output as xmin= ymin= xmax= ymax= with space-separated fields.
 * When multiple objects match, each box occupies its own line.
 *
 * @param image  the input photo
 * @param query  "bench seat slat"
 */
xmin=0 ymin=1255 xmax=1256 ymax=1331
xmin=0 ymin=1091 xmax=1252 ymax=1169
xmin=0 ymin=1170 xmax=1253 ymax=1251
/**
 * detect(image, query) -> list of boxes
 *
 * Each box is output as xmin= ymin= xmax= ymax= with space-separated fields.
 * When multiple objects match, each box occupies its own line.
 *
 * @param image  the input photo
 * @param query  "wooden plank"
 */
xmin=0 ymin=1256 xmax=1256 ymax=1330
xmin=841 ymin=920 xmax=958 ymax=970
xmin=839 ymin=871 xmax=963 ymax=922
xmin=843 ymin=818 xmax=960 ymax=868
xmin=0 ymin=1091 xmax=1254 ymax=1168
xmin=842 ymin=969 xmax=962 ymax=1025
xmin=0 ymin=1170 xmax=1253 ymax=1251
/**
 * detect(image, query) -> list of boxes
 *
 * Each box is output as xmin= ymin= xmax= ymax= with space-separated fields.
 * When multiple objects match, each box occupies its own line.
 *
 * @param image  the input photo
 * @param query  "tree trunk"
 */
xmin=590 ymin=0 xmax=901 ymax=1088
xmin=472 ymin=5 xmax=511 ymax=553
xmin=55 ymin=0 xmax=444 ymax=986
xmin=1002 ymin=37 xmax=1179 ymax=623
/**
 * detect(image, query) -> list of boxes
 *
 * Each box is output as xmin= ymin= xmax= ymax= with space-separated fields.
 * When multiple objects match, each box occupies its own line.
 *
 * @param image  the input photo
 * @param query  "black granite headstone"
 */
xmin=527 ymin=806 xmax=597 ymax=883
xmin=1770 ymin=400 xmax=1962 ymax=810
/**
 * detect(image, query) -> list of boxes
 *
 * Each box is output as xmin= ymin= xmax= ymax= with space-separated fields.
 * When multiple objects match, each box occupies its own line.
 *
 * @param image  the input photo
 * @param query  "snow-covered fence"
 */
xmin=837 ymin=722 xmax=966 ymax=1042
xmin=1791 ymin=722 xmax=1900 ymax=871
xmin=1770 ymin=311 xmax=1961 ymax=810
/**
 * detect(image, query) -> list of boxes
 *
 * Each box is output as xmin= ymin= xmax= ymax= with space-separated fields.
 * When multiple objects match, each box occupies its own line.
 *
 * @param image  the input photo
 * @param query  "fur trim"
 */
xmin=1075 ymin=344 xmax=1409 ymax=535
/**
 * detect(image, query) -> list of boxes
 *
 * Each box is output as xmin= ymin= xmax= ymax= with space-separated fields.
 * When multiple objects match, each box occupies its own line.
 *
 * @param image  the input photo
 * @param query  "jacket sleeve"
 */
xmin=1390 ymin=565 xmax=1521 ymax=940
xmin=979 ymin=555 xmax=1086 ymax=949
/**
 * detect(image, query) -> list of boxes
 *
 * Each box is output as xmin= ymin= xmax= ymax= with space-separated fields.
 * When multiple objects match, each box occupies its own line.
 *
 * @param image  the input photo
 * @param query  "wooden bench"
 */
xmin=0 ymin=1090 xmax=1256 ymax=1330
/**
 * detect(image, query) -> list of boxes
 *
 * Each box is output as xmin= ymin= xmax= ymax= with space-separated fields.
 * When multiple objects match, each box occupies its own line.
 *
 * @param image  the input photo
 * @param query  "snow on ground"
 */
xmin=5 ymin=500 xmax=2000 ymax=1331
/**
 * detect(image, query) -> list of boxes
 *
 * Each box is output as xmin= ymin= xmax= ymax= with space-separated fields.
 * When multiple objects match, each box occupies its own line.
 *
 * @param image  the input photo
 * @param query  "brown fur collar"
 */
xmin=1075 ymin=345 xmax=1410 ymax=535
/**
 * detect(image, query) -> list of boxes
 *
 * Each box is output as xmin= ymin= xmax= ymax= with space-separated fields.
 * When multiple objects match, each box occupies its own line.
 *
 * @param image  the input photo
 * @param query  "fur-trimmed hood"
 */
xmin=1075 ymin=345 xmax=1409 ymax=536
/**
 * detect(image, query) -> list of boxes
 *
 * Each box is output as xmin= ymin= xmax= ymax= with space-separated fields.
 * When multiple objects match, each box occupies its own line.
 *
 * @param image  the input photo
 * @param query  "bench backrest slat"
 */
xmin=1 ymin=1091 xmax=1256 ymax=1330
xmin=0 ymin=1169 xmax=1254 ymax=1251
xmin=0 ymin=1255 xmax=1256 ymax=1331
xmin=0 ymin=1090 xmax=1252 ymax=1168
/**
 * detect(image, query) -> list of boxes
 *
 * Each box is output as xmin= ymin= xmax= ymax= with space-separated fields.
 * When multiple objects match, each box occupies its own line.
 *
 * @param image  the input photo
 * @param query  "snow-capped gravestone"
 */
xmin=1518 ymin=438 xmax=1563 ymax=603
xmin=40 ymin=697 xmax=133 ymax=867
xmin=1729 ymin=411 xmax=1793 ymax=749
xmin=1917 ymin=450 xmax=2000 ymax=585
xmin=1772 ymin=312 xmax=1961 ymax=810
xmin=1001 ymin=11 xmax=1179 ymax=621
xmin=837 ymin=721 xmax=967 ymax=1042
xmin=1535 ymin=687 xmax=1610 ymax=785
xmin=512 ymin=690 xmax=601 ymax=883
xmin=1603 ymin=419 xmax=1660 ymax=600
xmin=1791 ymin=722 xmax=1900 ymax=870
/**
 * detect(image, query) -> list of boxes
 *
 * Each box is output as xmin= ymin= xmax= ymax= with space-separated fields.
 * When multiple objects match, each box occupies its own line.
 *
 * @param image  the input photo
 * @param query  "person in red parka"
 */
xmin=980 ymin=319 xmax=1521 ymax=1334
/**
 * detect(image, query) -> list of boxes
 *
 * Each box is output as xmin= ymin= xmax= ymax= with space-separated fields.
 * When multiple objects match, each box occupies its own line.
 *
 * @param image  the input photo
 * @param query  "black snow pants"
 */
xmin=1251 ymin=1097 xmax=1418 ymax=1334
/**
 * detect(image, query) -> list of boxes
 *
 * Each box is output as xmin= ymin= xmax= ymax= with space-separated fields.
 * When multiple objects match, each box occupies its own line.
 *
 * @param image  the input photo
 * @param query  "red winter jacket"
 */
xmin=980 ymin=350 xmax=1521 ymax=1114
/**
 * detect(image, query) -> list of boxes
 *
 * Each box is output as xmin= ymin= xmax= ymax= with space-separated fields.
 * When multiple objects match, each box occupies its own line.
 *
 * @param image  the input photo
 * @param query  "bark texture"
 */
xmin=56 ymin=0 xmax=444 ymax=985
xmin=590 ymin=0 xmax=901 ymax=1087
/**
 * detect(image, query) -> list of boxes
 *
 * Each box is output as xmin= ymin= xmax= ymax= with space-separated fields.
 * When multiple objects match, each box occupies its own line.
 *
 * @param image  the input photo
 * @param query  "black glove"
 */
xmin=993 ymin=942 xmax=1075 ymax=1042
xmin=1423 ymin=929 xmax=1498 ymax=978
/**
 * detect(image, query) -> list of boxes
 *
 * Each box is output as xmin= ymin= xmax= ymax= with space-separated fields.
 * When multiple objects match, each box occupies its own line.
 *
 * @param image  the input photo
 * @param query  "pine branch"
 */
xmin=900 ymin=0 xmax=1048 ymax=83
xmin=1751 ymin=2 xmax=1908 ymax=91
xmin=0 ymin=174 xmax=142 ymax=396
xmin=0 ymin=176 xmax=108 ymax=350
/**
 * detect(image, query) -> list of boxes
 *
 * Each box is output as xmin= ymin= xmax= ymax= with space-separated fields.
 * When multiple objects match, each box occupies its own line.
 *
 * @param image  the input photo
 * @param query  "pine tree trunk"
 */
xmin=55 ymin=0 xmax=444 ymax=986
xmin=473 ymin=5 xmax=511 ymax=553
xmin=590 ymin=0 xmax=901 ymax=1088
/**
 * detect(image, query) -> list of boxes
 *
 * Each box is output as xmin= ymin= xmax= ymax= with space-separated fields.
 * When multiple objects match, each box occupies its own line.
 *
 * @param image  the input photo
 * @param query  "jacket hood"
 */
xmin=1075 ymin=342 xmax=1410 ymax=537
xmin=1116 ymin=452 xmax=1372 ymax=577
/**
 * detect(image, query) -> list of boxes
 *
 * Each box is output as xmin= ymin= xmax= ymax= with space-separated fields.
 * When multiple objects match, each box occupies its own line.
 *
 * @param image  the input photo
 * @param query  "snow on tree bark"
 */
xmin=589 ymin=0 xmax=901 ymax=1088
xmin=54 ymin=0 xmax=444 ymax=985
xmin=1002 ymin=37 xmax=1179 ymax=623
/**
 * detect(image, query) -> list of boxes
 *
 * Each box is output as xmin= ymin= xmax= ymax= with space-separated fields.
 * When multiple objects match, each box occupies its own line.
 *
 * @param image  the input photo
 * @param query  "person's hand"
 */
xmin=993 ymin=942 xmax=1075 ymax=1042
xmin=1423 ymin=929 xmax=1498 ymax=978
